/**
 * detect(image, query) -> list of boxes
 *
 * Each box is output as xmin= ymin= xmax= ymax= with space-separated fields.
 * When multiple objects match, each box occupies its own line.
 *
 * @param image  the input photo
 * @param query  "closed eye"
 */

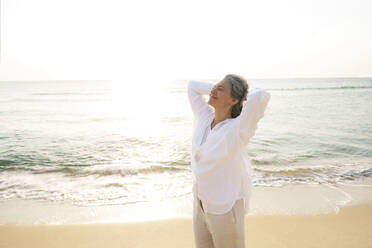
xmin=212 ymin=84 xmax=224 ymax=92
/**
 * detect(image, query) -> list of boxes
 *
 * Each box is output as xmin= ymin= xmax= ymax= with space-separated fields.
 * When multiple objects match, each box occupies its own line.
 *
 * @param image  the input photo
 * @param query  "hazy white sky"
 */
xmin=0 ymin=0 xmax=371 ymax=81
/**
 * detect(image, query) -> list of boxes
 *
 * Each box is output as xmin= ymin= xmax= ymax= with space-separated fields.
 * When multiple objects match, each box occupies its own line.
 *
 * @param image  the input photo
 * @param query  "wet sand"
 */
xmin=1 ymin=204 xmax=371 ymax=248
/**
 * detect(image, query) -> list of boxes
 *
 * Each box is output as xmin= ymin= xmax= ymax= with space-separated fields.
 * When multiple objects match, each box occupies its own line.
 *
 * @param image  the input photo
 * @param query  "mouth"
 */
xmin=210 ymin=95 xmax=217 ymax=100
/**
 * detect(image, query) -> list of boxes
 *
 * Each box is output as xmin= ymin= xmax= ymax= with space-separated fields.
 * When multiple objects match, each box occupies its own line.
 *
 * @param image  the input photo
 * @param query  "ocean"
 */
xmin=1 ymin=77 xmax=372 ymax=224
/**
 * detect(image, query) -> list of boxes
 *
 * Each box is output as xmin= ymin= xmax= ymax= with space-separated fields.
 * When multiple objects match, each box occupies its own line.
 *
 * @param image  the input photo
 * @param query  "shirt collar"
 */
xmin=209 ymin=114 xmax=234 ymax=131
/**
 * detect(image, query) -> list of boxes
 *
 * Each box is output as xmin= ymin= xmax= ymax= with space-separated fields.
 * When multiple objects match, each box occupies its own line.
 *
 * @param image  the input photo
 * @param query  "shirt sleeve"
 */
xmin=187 ymin=80 xmax=214 ymax=120
xmin=238 ymin=88 xmax=271 ymax=146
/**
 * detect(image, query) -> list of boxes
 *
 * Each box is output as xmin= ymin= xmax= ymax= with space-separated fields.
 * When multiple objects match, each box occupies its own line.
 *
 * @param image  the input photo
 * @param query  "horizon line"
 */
xmin=1 ymin=76 xmax=372 ymax=82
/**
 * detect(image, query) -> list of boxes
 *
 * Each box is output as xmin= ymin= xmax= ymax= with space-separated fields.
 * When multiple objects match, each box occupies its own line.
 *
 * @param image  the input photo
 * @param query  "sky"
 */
xmin=0 ymin=0 xmax=371 ymax=82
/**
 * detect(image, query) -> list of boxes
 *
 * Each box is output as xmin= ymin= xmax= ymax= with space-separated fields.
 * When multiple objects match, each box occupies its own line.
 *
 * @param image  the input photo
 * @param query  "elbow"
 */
xmin=187 ymin=80 xmax=195 ymax=92
xmin=187 ymin=81 xmax=195 ymax=96
xmin=260 ymin=90 xmax=271 ymax=104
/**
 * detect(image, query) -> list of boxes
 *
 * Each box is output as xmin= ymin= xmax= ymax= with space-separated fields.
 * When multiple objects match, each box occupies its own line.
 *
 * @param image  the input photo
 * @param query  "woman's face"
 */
xmin=208 ymin=79 xmax=239 ymax=110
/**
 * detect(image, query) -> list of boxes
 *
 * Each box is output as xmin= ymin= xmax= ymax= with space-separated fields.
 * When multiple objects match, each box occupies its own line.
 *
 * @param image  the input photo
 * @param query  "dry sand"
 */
xmin=1 ymin=204 xmax=372 ymax=248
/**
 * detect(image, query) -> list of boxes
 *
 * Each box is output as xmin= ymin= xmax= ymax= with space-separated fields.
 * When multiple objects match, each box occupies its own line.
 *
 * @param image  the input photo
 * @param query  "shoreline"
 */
xmin=1 ymin=182 xmax=372 ymax=225
xmin=0 ymin=204 xmax=371 ymax=248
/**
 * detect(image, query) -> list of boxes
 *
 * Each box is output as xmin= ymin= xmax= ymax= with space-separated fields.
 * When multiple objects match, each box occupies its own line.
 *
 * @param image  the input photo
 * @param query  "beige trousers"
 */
xmin=192 ymin=192 xmax=246 ymax=248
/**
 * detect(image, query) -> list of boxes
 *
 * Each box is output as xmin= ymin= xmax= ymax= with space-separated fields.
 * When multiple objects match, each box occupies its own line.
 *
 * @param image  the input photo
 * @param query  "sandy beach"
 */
xmin=1 ymin=204 xmax=371 ymax=248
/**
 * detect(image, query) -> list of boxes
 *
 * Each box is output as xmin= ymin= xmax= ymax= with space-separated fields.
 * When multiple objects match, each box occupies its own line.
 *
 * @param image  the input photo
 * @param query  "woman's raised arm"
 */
xmin=237 ymin=88 xmax=271 ymax=146
xmin=187 ymin=80 xmax=214 ymax=120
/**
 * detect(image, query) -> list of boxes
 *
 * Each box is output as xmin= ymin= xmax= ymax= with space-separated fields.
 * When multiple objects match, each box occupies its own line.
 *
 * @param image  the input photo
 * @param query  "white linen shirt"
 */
xmin=188 ymin=80 xmax=271 ymax=215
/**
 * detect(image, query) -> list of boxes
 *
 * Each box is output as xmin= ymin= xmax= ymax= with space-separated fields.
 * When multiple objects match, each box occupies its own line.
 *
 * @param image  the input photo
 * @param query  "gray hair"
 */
xmin=224 ymin=74 xmax=249 ymax=118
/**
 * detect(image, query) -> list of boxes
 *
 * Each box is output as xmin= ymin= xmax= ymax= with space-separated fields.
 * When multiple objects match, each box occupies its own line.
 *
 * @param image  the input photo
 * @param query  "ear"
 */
xmin=231 ymin=98 xmax=239 ymax=105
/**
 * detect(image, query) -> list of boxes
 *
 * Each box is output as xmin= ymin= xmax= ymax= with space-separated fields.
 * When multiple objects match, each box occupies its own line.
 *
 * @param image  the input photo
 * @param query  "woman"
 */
xmin=188 ymin=74 xmax=271 ymax=248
